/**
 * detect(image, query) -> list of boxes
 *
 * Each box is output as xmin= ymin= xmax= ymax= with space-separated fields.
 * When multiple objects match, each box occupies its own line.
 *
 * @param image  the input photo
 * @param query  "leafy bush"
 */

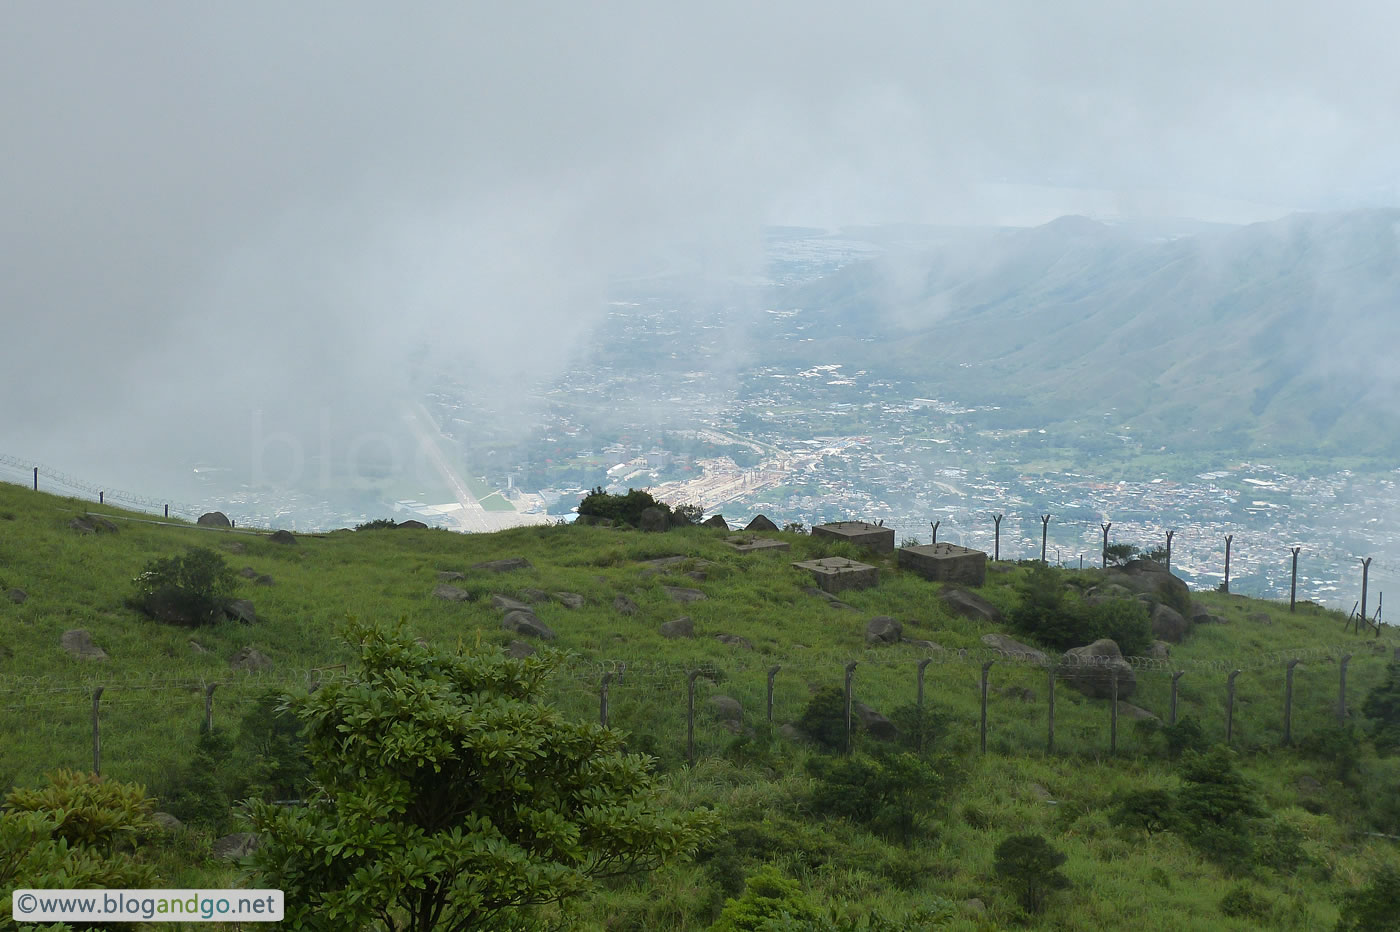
xmin=5 ymin=769 xmax=157 ymax=854
xmin=1161 ymin=716 xmax=1210 ymax=759
xmin=798 ymin=687 xmax=848 ymax=753
xmin=130 ymin=546 xmax=237 ymax=626
xmin=353 ymin=518 xmax=398 ymax=530
xmin=806 ymin=752 xmax=944 ymax=845
xmin=711 ymin=865 xmax=819 ymax=931
xmin=1336 ymin=863 xmax=1400 ymax=931
xmin=1104 ymin=543 xmax=1139 ymax=566
xmin=1081 ymin=599 xmax=1152 ymax=658
xmin=993 ymin=833 xmax=1071 ymax=913
xmin=1175 ymin=747 xmax=1266 ymax=871
xmin=673 ymin=503 xmax=703 ymax=525
xmin=1110 ymin=788 xmax=1175 ymax=835
xmin=1298 ymin=724 xmax=1361 ymax=784
xmin=1220 ymin=883 xmax=1273 ymax=921
xmin=1363 ymin=662 xmax=1400 ymax=752
xmin=1010 ymin=563 xmax=1149 ymax=653
xmin=577 ymin=486 xmax=673 ymax=527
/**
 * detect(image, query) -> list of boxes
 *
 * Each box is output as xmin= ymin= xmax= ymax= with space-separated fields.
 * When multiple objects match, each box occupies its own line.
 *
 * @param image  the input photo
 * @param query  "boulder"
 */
xmin=150 ymin=812 xmax=183 ymax=833
xmin=502 ymin=610 xmax=555 ymax=640
xmin=212 ymin=833 xmax=259 ymax=860
xmin=552 ymin=592 xmax=585 ymax=609
xmin=506 ymin=640 xmax=536 ymax=659
xmin=1148 ymin=640 xmax=1172 ymax=661
xmin=715 ymin=634 xmax=754 ymax=650
xmin=189 ymin=640 xmax=210 ymax=654
xmin=433 ymin=584 xmax=471 ymax=602
xmin=638 ymin=507 xmax=670 ymax=532
xmin=745 ymin=514 xmax=779 ymax=532
xmin=865 ymin=616 xmax=903 ymax=645
xmin=902 ymin=637 xmax=943 ymax=650
xmin=60 ymin=629 xmax=107 ymax=661
xmin=803 ymin=586 xmax=856 ymax=610
xmin=613 ymin=595 xmax=639 ymax=616
xmin=1247 ymin=611 xmax=1273 ymax=625
xmin=229 ymin=647 xmax=272 ymax=672
xmin=664 ymin=586 xmax=707 ymax=603
xmin=1103 ymin=560 xmax=1190 ymax=612
xmin=660 ymin=616 xmax=694 ymax=639
xmin=520 ymin=588 xmax=552 ymax=603
xmin=854 ymin=702 xmax=898 ymax=741
xmin=437 ymin=571 xmax=466 ymax=581
xmin=269 ymin=530 xmax=296 ymax=545
xmin=1187 ymin=603 xmax=1214 ymax=626
xmin=1115 ymin=701 xmax=1159 ymax=722
xmin=6 ymin=588 xmax=27 ymax=605
xmin=239 ymin=566 xmax=258 ymax=579
xmin=255 ymin=574 xmax=275 ymax=586
xmin=197 ymin=512 xmax=232 ymax=528
xmin=685 ymin=571 xmax=707 ymax=581
xmin=472 ymin=557 xmax=532 ymax=573
xmin=708 ymin=695 xmax=743 ymax=725
xmin=224 ymin=599 xmax=257 ymax=624
xmin=1060 ymin=639 xmax=1136 ymax=699
xmin=940 ymin=588 xmax=1004 ymax=624
xmin=1026 ymin=783 xmax=1053 ymax=801
xmin=1150 ymin=604 xmax=1189 ymax=643
xmin=980 ymin=634 xmax=1047 ymax=664
xmin=641 ymin=555 xmax=688 ymax=569
xmin=69 ymin=517 xmax=95 ymax=534
xmin=702 ymin=515 xmax=729 ymax=530
xmin=492 ymin=594 xmax=533 ymax=612
xmin=396 ymin=519 xmax=429 ymax=530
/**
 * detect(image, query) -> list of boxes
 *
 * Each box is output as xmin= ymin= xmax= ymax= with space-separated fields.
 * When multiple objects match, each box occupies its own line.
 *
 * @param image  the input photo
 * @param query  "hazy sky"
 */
xmin=4 ymin=2 xmax=1399 ymax=490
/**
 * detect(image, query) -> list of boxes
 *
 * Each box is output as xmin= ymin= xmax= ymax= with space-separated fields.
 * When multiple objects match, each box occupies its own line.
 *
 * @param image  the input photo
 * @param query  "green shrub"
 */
xmin=1161 ymin=716 xmax=1210 ymax=759
xmin=1175 ymin=747 xmax=1266 ymax=871
xmin=1336 ymin=863 xmax=1400 ymax=931
xmin=1110 ymin=788 xmax=1175 ymax=835
xmin=354 ymin=518 xmax=398 ymax=530
xmin=5 ymin=769 xmax=157 ymax=854
xmin=1219 ymin=883 xmax=1273 ymax=921
xmin=806 ymin=752 xmax=944 ymax=845
xmin=993 ymin=833 xmax=1071 ymax=913
xmin=577 ymin=487 xmax=672 ymax=527
xmin=1081 ymin=599 xmax=1152 ymax=658
xmin=711 ymin=865 xmax=819 ymax=931
xmin=130 ymin=546 xmax=238 ymax=626
xmin=1010 ymin=563 xmax=1149 ymax=653
xmin=1363 ymin=663 xmax=1400 ymax=753
xmin=1298 ymin=725 xmax=1361 ymax=784
xmin=798 ymin=687 xmax=849 ymax=753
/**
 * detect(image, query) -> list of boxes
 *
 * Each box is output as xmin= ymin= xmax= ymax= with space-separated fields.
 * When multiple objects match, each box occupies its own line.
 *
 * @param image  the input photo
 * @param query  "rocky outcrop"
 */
xmin=492 ymin=594 xmax=532 ymax=612
xmin=397 ymin=519 xmax=429 ymax=530
xmin=269 ymin=530 xmax=296 ymax=545
xmin=552 ymin=592 xmax=585 ymax=609
xmin=198 ymin=512 xmax=232 ymax=528
xmin=506 ymin=640 xmax=536 ymax=659
xmin=980 ymin=634 xmax=1047 ymax=664
xmin=472 ymin=557 xmax=532 ymax=573
xmin=437 ymin=571 xmax=466 ymax=582
xmin=715 ymin=634 xmax=754 ymax=650
xmin=854 ymin=702 xmax=898 ymax=741
xmin=639 ymin=507 xmax=670 ymax=532
xmin=660 ymin=616 xmax=694 ymax=639
xmin=1060 ymin=638 xmax=1136 ymax=699
xmin=613 ymin=595 xmax=639 ymax=616
xmin=664 ymin=586 xmax=707 ymax=603
xmin=745 ymin=514 xmax=779 ymax=532
xmin=502 ymin=610 xmax=555 ymax=640
xmin=865 ymin=616 xmax=903 ymax=645
xmin=702 ymin=515 xmax=729 ymax=530
xmin=940 ymin=588 xmax=1004 ymax=624
xmin=224 ymin=599 xmax=257 ymax=624
xmin=1151 ymin=604 xmax=1189 ymax=643
xmin=212 ymin=833 xmax=259 ymax=860
xmin=61 ymin=629 xmax=107 ymax=661
xmin=708 ymin=695 xmax=744 ymax=731
xmin=433 ymin=585 xmax=471 ymax=602
xmin=1103 ymin=560 xmax=1190 ymax=613
xmin=5 ymin=588 xmax=26 ymax=604
xmin=229 ymin=647 xmax=272 ymax=672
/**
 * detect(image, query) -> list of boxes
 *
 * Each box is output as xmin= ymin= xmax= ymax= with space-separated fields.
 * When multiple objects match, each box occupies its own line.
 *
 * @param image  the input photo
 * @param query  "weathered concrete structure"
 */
xmin=791 ymin=556 xmax=879 ymax=594
xmin=898 ymin=542 xmax=988 ymax=587
xmin=724 ymin=536 xmax=791 ymax=554
xmin=811 ymin=521 xmax=895 ymax=554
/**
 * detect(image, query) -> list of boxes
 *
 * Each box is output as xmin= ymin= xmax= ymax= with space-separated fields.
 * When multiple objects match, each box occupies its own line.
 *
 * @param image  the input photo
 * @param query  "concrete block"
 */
xmin=811 ymin=521 xmax=895 ymax=554
xmin=724 ymin=536 xmax=791 ymax=554
xmin=791 ymin=557 xmax=879 ymax=594
xmin=898 ymin=543 xmax=987 ymax=587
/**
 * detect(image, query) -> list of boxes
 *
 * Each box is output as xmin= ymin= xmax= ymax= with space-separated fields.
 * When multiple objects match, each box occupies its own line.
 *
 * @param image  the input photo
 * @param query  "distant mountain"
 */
xmin=772 ymin=209 xmax=1400 ymax=457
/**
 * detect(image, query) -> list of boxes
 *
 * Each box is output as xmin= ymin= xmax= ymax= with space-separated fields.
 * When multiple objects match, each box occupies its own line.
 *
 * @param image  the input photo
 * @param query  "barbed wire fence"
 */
xmin=4 ymin=639 xmax=1397 ymax=784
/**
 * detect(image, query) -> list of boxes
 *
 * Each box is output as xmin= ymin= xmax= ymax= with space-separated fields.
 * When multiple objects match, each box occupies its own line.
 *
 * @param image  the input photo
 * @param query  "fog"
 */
xmin=4 ymin=1 xmax=1399 ymax=496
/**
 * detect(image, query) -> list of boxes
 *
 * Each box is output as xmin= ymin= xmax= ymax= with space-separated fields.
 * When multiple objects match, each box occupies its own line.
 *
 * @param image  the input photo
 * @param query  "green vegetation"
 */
xmin=129 ymin=546 xmax=238 ymax=626
xmin=576 ymin=486 xmax=676 ymax=527
xmin=1008 ymin=562 xmax=1152 ymax=655
xmin=993 ymin=833 xmax=1070 ymax=914
xmin=2 ymin=479 xmax=1400 ymax=928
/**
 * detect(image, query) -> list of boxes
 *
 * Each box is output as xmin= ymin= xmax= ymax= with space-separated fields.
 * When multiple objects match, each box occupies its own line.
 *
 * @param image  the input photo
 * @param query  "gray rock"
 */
xmin=638 ymin=506 xmax=670 ymax=532
xmin=60 ymin=629 xmax=107 ymax=661
xmin=854 ymin=702 xmax=898 ymax=741
xmin=902 ymin=637 xmax=943 ymax=650
xmin=506 ymin=640 xmax=536 ymax=659
xmin=229 ymin=647 xmax=272 ymax=672
xmin=212 ymin=832 xmax=259 ymax=860
xmin=715 ymin=634 xmax=754 ymax=650
xmin=664 ymin=586 xmax=707 ymax=603
xmin=6 ymin=588 xmax=27 ymax=604
xmin=613 ymin=595 xmax=639 ymax=616
xmin=397 ymin=519 xmax=428 ymax=530
xmin=1116 ymin=701 xmax=1159 ymax=722
xmin=433 ymin=584 xmax=471 ymax=602
xmin=1148 ymin=640 xmax=1172 ymax=661
xmin=702 ymin=514 xmax=729 ymax=530
xmin=255 ymin=574 xmax=274 ymax=586
xmin=1248 ymin=611 xmax=1273 ymax=625
xmin=980 ymin=633 xmax=1047 ymax=664
xmin=865 ymin=616 xmax=903 ymax=645
xmin=1188 ymin=603 xmax=1214 ymax=626
xmin=69 ymin=517 xmax=95 ymax=534
xmin=1103 ymin=560 xmax=1190 ymax=611
xmin=685 ymin=570 xmax=707 ymax=581
xmin=1027 ymin=783 xmax=1053 ymax=801
xmin=189 ymin=640 xmax=210 ymax=654
xmin=1060 ymin=639 xmax=1137 ymax=700
xmin=151 ymin=812 xmax=183 ymax=833
xmin=1151 ymin=603 xmax=1189 ymax=643
xmin=437 ymin=571 xmax=466 ymax=582
xmin=502 ymin=610 xmax=555 ymax=640
xmin=553 ymin=591 xmax=585 ymax=609
xmin=520 ymin=588 xmax=553 ymax=603
xmin=745 ymin=514 xmax=779 ymax=532
xmin=660 ymin=616 xmax=694 ymax=639
xmin=708 ymin=695 xmax=743 ymax=724
xmin=472 ymin=557 xmax=532 ymax=573
xmin=90 ymin=516 xmax=118 ymax=533
xmin=940 ymin=588 xmax=1004 ymax=624
xmin=641 ymin=555 xmax=688 ymax=569
xmin=268 ymin=530 xmax=296 ymax=545
xmin=197 ymin=512 xmax=232 ymax=528
xmin=803 ymin=586 xmax=857 ymax=610
xmin=492 ymin=594 xmax=533 ymax=612
xmin=239 ymin=566 xmax=258 ymax=579
xmin=224 ymin=599 xmax=257 ymax=624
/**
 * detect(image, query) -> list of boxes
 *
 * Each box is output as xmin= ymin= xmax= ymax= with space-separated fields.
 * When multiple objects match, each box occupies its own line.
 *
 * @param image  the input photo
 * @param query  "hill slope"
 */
xmin=2 ymin=480 xmax=1400 ymax=929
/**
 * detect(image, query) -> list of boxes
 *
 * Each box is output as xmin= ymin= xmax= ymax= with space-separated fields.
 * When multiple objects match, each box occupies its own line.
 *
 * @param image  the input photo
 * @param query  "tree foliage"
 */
xmin=806 ymin=752 xmax=944 ymax=845
xmin=246 ymin=619 xmax=716 ymax=931
xmin=1336 ymin=863 xmax=1400 ymax=932
xmin=1363 ymin=662 xmax=1400 ymax=752
xmin=993 ymin=833 xmax=1070 ymax=913
xmin=576 ymin=487 xmax=672 ymax=528
xmin=1009 ymin=563 xmax=1150 ymax=654
xmin=130 ymin=546 xmax=238 ymax=626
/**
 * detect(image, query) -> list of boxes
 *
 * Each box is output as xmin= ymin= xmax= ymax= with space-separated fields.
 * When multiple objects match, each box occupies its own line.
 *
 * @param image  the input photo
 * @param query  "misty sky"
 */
xmin=4 ymin=1 xmax=1399 ymax=490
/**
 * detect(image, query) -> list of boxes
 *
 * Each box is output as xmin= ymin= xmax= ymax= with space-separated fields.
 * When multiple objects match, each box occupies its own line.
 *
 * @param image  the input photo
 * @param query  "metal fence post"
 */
xmin=1283 ymin=659 xmax=1299 ymax=746
xmin=1290 ymin=547 xmax=1301 ymax=612
xmin=843 ymin=662 xmax=857 ymax=754
xmin=599 ymin=673 xmax=612 ymax=728
xmin=1165 ymin=529 xmax=1175 ymax=571
xmin=992 ymin=514 xmax=1003 ymax=560
xmin=980 ymin=660 xmax=995 ymax=753
xmin=1226 ymin=669 xmax=1241 ymax=745
xmin=91 ymin=687 xmax=104 ymax=775
xmin=1339 ymin=654 xmax=1352 ymax=724
xmin=1170 ymin=671 xmax=1184 ymax=725
xmin=930 ymin=520 xmax=939 ymax=544
xmin=1101 ymin=522 xmax=1112 ymax=569
xmin=686 ymin=671 xmax=699 ymax=765
xmin=1041 ymin=515 xmax=1051 ymax=563
xmin=1362 ymin=558 xmax=1373 ymax=624
xmin=917 ymin=658 xmax=933 ymax=753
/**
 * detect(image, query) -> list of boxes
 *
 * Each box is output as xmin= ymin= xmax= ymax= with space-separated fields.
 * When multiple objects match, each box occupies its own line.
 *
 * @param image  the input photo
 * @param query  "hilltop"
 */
xmin=3 ymin=479 xmax=1400 ymax=929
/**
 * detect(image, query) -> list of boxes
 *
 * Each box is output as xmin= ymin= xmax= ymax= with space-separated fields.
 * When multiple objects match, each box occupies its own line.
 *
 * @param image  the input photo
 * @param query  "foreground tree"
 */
xmin=993 ymin=833 xmax=1070 ymax=914
xmin=247 ymin=620 xmax=715 ymax=931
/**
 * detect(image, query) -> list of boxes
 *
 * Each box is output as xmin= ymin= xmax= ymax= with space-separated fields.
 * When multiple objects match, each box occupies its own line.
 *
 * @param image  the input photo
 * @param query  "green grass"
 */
xmin=2 ymin=479 xmax=1398 ymax=928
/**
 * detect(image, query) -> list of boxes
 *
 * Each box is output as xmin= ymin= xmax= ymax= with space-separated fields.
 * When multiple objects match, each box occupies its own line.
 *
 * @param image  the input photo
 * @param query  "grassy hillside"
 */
xmin=3 ymin=479 xmax=1400 ymax=929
